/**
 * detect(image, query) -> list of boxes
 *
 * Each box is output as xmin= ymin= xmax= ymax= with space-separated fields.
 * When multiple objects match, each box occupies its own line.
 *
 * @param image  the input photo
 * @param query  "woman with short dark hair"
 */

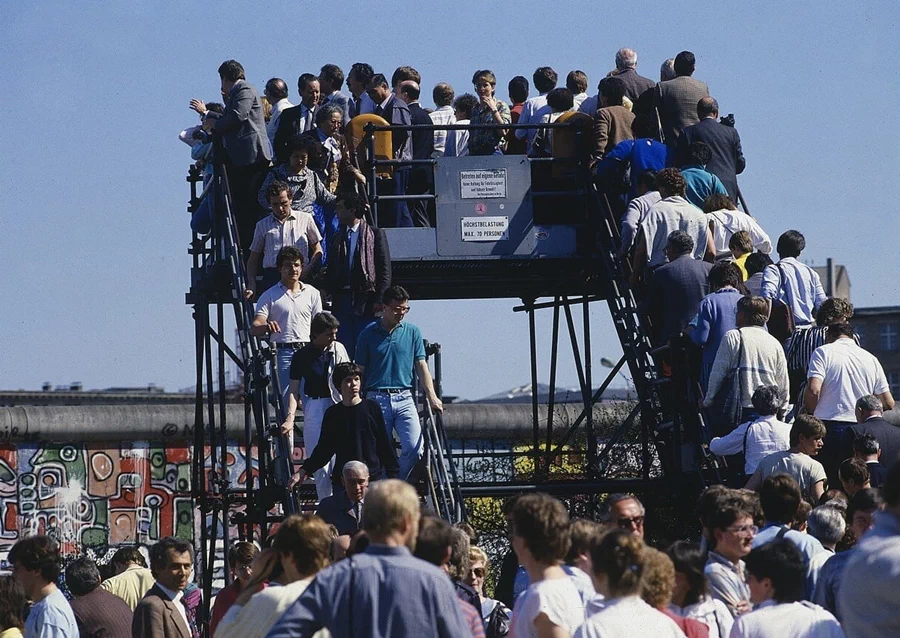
xmin=666 ymin=541 xmax=733 ymax=638
xmin=0 ymin=575 xmax=26 ymax=638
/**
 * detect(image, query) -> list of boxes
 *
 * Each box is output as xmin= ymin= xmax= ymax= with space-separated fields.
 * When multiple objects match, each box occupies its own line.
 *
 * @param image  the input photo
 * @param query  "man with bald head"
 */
xmin=264 ymin=78 xmax=293 ymax=148
xmin=678 ymin=96 xmax=746 ymax=200
xmin=613 ymin=47 xmax=656 ymax=102
xmin=398 ymin=80 xmax=435 ymax=226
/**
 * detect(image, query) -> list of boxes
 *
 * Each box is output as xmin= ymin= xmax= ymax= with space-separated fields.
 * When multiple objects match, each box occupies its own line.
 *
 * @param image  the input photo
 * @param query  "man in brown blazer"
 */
xmin=132 ymin=537 xmax=194 ymax=638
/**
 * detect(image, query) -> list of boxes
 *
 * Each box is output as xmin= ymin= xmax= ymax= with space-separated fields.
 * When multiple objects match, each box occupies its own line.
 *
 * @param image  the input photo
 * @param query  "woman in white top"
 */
xmin=575 ymin=530 xmax=684 ymax=638
xmin=215 ymin=515 xmax=332 ymax=638
xmin=709 ymin=385 xmax=791 ymax=476
xmin=666 ymin=541 xmax=733 ymax=638
xmin=702 ymin=194 xmax=772 ymax=257
xmin=731 ymin=539 xmax=844 ymax=638
xmin=508 ymin=493 xmax=586 ymax=638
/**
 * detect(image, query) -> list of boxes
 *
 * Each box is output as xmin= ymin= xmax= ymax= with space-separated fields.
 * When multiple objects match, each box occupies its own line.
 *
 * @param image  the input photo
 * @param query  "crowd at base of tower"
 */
xmin=4 ymin=48 xmax=896 ymax=638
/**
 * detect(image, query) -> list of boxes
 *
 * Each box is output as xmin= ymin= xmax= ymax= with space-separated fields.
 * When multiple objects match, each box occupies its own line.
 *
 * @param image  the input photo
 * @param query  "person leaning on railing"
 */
xmin=468 ymin=69 xmax=511 ymax=156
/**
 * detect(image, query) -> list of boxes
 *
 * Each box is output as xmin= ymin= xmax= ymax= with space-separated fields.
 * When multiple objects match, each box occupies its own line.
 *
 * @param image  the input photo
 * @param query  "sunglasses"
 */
xmin=617 ymin=515 xmax=644 ymax=529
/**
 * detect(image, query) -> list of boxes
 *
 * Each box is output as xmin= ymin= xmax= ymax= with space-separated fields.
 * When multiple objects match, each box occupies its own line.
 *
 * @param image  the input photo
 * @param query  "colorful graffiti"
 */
xmin=0 ymin=440 xmax=258 ymax=568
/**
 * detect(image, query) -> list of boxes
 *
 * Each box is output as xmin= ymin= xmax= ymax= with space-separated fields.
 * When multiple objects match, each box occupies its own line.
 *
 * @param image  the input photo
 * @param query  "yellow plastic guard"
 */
xmin=347 ymin=114 xmax=393 ymax=178
xmin=551 ymin=111 xmax=593 ymax=178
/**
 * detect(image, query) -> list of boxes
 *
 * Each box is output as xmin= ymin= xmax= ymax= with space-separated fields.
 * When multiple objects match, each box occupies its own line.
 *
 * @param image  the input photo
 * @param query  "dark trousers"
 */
xmin=407 ymin=168 xmax=434 ymax=227
xmin=376 ymin=168 xmax=413 ymax=228
xmin=227 ymin=160 xmax=270 ymax=252
xmin=332 ymin=293 xmax=376 ymax=360
xmin=822 ymin=420 xmax=854 ymax=488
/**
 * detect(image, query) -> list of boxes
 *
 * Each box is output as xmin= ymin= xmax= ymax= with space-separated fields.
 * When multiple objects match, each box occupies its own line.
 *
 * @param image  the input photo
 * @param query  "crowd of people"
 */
xmin=4 ymin=466 xmax=900 ymax=637
xmin=1 ymin=47 xmax=890 ymax=638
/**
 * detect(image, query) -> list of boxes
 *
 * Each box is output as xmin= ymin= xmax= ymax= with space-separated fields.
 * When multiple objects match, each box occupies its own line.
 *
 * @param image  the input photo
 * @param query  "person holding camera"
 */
xmin=678 ymin=97 xmax=746 ymax=202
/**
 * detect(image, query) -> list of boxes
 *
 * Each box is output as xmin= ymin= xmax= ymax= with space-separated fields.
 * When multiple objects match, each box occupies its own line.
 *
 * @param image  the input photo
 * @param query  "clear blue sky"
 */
xmin=1 ymin=1 xmax=898 ymax=399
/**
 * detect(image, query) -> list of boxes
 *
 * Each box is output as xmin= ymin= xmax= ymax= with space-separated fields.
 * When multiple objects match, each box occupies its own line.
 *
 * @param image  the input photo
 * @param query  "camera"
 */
xmin=720 ymin=113 xmax=735 ymax=128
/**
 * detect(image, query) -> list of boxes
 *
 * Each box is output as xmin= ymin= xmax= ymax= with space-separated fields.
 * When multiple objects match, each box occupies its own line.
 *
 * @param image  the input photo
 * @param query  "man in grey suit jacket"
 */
xmin=656 ymin=51 xmax=710 ymax=147
xmin=613 ymin=47 xmax=656 ymax=102
xmin=316 ymin=461 xmax=369 ymax=536
xmin=203 ymin=60 xmax=272 ymax=251
xmin=678 ymin=97 xmax=746 ymax=201
xmin=132 ymin=537 xmax=194 ymax=638
xmin=319 ymin=64 xmax=352 ymax=126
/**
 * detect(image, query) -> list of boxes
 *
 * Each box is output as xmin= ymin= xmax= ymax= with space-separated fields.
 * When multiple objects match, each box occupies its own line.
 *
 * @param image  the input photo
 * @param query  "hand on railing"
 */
xmin=427 ymin=393 xmax=444 ymax=414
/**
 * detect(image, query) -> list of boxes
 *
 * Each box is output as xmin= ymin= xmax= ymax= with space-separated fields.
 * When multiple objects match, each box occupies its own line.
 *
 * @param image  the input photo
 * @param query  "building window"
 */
xmin=880 ymin=323 xmax=898 ymax=351
xmin=890 ymin=371 xmax=900 ymax=397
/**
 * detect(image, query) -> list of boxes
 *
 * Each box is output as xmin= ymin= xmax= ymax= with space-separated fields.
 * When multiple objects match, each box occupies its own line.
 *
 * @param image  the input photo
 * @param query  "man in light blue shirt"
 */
xmin=514 ymin=66 xmax=557 ymax=153
xmin=265 ymin=480 xmax=468 ymax=638
xmin=752 ymin=474 xmax=825 ymax=577
xmin=356 ymin=286 xmax=442 ymax=480
xmin=761 ymin=230 xmax=826 ymax=326
xmin=9 ymin=535 xmax=79 ymax=638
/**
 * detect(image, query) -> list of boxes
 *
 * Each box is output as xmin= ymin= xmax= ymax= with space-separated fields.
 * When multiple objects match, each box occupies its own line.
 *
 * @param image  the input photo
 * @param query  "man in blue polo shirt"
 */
xmin=356 ymin=285 xmax=443 ymax=480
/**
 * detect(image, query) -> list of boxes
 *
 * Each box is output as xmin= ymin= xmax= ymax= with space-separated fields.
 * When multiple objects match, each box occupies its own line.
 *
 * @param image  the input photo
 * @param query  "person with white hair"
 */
xmin=805 ymin=502 xmax=846 ymax=597
xmin=613 ymin=47 xmax=656 ymax=101
xmin=315 ymin=461 xmax=370 ymax=536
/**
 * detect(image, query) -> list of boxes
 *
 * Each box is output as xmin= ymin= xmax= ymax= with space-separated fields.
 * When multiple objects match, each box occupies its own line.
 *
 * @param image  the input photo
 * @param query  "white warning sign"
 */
xmin=460 ymin=168 xmax=507 ymax=199
xmin=461 ymin=216 xmax=509 ymax=242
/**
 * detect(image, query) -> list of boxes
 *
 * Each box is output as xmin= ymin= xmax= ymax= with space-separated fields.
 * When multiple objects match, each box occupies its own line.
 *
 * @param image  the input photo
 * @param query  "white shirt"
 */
xmin=254 ymin=282 xmax=322 ymax=344
xmin=808 ymin=337 xmax=890 ymax=421
xmin=514 ymin=93 xmax=550 ymax=152
xmin=576 ymin=596 xmax=685 ymax=638
xmin=250 ymin=212 xmax=322 ymax=268
xmin=621 ymin=190 xmax=662 ymax=252
xmin=642 ymin=196 xmax=709 ymax=266
xmin=709 ymin=414 xmax=791 ymax=474
xmin=429 ymin=105 xmax=456 ymax=157
xmin=572 ymin=92 xmax=588 ymax=109
xmin=267 ymin=97 xmax=295 ymax=146
xmin=215 ymin=578 xmax=314 ymax=638
xmin=760 ymin=257 xmax=827 ymax=326
xmin=511 ymin=577 xmax=585 ymax=637
xmin=729 ymin=600 xmax=844 ymax=638
xmin=707 ymin=208 xmax=772 ymax=256
xmin=156 ymin=582 xmax=191 ymax=631
xmin=669 ymin=596 xmax=733 ymax=638
xmin=444 ymin=119 xmax=470 ymax=157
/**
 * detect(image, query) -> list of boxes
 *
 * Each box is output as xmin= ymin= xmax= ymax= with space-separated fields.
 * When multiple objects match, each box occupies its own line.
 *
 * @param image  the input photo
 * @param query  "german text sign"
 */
xmin=461 ymin=216 xmax=509 ymax=241
xmin=459 ymin=168 xmax=507 ymax=199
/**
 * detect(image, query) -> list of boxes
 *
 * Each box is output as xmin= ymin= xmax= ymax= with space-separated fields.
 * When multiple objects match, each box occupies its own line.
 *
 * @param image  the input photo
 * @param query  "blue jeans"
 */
xmin=274 ymin=346 xmax=305 ymax=408
xmin=370 ymin=390 xmax=422 ymax=480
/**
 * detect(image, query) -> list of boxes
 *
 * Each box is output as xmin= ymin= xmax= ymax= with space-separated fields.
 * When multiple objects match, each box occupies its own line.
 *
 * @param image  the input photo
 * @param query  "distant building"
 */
xmin=812 ymin=259 xmax=851 ymax=301
xmin=853 ymin=306 xmax=900 ymax=397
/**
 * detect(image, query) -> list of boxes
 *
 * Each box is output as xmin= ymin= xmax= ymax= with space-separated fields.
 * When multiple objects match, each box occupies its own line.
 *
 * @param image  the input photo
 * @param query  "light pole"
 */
xmin=600 ymin=357 xmax=633 ymax=400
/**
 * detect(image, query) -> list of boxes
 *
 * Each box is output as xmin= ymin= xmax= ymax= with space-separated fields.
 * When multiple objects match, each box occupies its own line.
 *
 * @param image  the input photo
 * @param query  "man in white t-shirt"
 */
xmin=805 ymin=322 xmax=895 ymax=483
xmin=746 ymin=415 xmax=828 ymax=502
xmin=252 ymin=246 xmax=322 ymax=404
xmin=9 ymin=535 xmax=79 ymax=638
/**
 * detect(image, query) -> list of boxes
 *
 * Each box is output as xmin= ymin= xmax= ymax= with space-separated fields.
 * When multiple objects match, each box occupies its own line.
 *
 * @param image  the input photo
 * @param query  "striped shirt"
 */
xmin=760 ymin=257 xmax=827 ymax=326
xmin=429 ymin=105 xmax=456 ymax=158
xmin=250 ymin=212 xmax=322 ymax=268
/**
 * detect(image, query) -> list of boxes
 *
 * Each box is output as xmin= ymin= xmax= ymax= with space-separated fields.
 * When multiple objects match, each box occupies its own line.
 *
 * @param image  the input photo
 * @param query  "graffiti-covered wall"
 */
xmin=0 ymin=440 xmax=257 ymax=567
